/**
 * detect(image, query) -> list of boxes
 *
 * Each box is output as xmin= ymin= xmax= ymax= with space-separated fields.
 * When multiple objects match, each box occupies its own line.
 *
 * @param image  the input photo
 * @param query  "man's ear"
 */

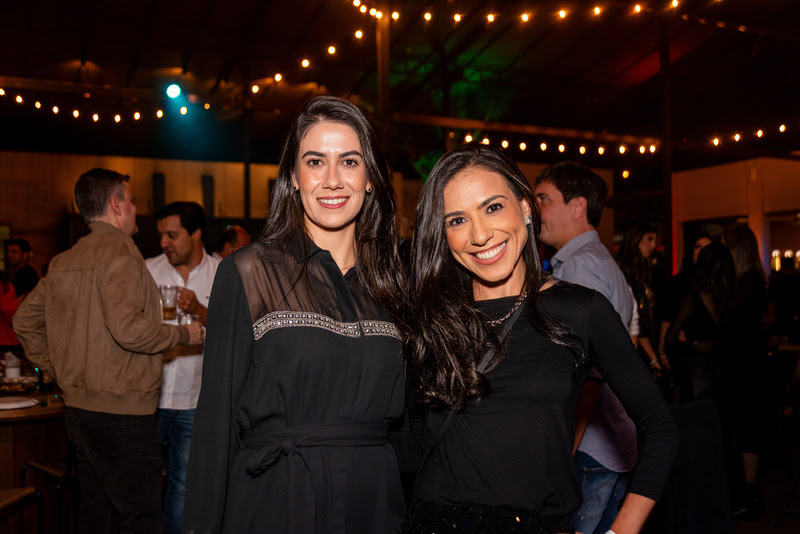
xmin=192 ymin=228 xmax=203 ymax=242
xmin=571 ymin=196 xmax=587 ymax=221
xmin=108 ymin=195 xmax=122 ymax=217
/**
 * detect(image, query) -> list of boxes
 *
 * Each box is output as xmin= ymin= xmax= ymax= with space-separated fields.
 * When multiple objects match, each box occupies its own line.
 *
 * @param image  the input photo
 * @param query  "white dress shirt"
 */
xmin=145 ymin=250 xmax=220 ymax=410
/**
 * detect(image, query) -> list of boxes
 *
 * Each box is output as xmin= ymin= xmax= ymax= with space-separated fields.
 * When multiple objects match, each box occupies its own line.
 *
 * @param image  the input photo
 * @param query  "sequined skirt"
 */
xmin=400 ymin=498 xmax=575 ymax=534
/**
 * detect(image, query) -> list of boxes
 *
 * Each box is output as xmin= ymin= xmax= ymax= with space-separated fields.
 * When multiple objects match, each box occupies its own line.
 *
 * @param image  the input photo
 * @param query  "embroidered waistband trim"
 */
xmin=253 ymin=311 xmax=400 ymax=341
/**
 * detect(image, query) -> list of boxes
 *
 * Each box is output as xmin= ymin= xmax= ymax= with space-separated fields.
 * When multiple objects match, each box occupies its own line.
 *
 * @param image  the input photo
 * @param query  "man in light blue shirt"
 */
xmin=535 ymin=162 xmax=637 ymax=534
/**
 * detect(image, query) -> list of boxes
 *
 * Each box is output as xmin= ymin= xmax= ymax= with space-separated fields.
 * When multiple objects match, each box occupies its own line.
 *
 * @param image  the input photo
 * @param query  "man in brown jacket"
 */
xmin=14 ymin=168 xmax=204 ymax=534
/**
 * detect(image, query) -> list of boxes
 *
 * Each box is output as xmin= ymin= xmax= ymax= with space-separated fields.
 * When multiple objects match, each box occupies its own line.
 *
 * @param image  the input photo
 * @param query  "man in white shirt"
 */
xmin=146 ymin=202 xmax=220 ymax=534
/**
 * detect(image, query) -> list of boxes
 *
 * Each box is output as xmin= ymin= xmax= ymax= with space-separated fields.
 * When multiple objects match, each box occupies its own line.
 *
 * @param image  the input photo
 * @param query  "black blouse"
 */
xmin=402 ymin=283 xmax=678 ymax=516
xmin=183 ymin=236 xmax=406 ymax=533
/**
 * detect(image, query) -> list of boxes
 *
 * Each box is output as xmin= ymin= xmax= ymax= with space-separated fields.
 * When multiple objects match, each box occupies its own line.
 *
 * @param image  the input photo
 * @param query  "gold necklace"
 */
xmin=486 ymin=290 xmax=528 ymax=327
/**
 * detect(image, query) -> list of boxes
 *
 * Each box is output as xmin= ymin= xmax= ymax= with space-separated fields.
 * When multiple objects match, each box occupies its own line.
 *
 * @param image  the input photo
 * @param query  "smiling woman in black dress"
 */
xmin=400 ymin=144 xmax=678 ymax=534
xmin=183 ymin=96 xmax=407 ymax=533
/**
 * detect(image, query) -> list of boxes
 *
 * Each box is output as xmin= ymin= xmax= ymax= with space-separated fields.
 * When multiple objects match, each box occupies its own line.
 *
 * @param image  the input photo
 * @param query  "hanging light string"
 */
xmin=0 ymin=1 xmax=792 ymax=155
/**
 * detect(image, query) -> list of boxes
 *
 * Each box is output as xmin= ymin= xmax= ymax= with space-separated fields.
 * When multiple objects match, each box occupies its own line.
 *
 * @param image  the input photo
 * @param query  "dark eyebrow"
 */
xmin=443 ymin=195 xmax=507 ymax=219
xmin=339 ymin=150 xmax=363 ymax=159
xmin=300 ymin=150 xmax=326 ymax=158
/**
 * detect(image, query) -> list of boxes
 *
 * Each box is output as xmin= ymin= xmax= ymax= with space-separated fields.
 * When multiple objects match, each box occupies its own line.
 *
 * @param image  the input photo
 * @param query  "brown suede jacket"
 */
xmin=13 ymin=221 xmax=189 ymax=415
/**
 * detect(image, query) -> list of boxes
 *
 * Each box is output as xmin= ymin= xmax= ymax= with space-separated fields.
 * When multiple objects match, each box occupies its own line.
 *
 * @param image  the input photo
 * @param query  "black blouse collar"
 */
xmin=285 ymin=231 xmax=358 ymax=280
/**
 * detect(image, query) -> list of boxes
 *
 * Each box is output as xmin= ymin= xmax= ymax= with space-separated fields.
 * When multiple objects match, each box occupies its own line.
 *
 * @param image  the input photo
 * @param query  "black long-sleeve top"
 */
xmin=183 ymin=236 xmax=406 ymax=533
xmin=400 ymin=283 xmax=678 ymax=516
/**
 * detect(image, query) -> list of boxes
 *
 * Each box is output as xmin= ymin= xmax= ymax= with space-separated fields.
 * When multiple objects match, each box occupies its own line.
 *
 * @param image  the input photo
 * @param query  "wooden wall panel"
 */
xmin=760 ymin=158 xmax=800 ymax=214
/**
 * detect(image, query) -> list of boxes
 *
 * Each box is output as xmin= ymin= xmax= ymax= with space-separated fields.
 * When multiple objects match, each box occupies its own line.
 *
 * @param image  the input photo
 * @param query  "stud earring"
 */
xmin=293 ymin=185 xmax=299 ymax=192
xmin=525 ymin=215 xmax=532 ymax=225
xmin=366 ymin=187 xmax=372 ymax=194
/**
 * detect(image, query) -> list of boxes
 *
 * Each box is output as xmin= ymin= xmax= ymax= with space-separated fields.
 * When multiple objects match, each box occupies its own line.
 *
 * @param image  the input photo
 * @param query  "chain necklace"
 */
xmin=486 ymin=289 xmax=528 ymax=327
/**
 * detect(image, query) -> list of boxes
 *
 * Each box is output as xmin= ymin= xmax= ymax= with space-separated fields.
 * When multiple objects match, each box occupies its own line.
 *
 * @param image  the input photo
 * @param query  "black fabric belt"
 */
xmin=241 ymin=422 xmax=390 ymax=476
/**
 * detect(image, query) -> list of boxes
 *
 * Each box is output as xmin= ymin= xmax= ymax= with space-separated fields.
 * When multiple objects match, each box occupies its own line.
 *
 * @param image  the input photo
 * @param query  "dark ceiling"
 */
xmin=1 ymin=0 xmax=798 ymax=187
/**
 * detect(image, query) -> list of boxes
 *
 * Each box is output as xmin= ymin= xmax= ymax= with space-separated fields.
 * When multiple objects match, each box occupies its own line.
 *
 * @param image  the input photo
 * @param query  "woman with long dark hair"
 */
xmin=184 ymin=96 xmax=407 ymax=533
xmin=401 ymin=143 xmax=678 ymax=533
xmin=723 ymin=226 xmax=769 ymax=519
xmin=665 ymin=242 xmax=737 ymax=402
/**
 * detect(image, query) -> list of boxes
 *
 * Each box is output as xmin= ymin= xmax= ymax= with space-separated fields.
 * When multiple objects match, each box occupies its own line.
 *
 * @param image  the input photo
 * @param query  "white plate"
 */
xmin=0 ymin=397 xmax=38 ymax=410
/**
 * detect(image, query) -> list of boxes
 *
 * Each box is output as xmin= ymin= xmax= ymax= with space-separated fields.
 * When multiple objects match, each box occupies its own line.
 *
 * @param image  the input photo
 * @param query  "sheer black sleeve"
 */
xmin=184 ymin=257 xmax=255 ymax=533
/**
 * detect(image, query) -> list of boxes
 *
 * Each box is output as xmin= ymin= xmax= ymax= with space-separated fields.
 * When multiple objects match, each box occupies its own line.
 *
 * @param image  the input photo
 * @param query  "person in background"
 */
xmin=723 ymin=226 xmax=769 ymax=520
xmin=13 ymin=168 xmax=204 ymax=534
xmin=400 ymin=145 xmax=677 ymax=533
xmin=213 ymin=224 xmax=251 ymax=260
xmin=665 ymin=242 xmax=737 ymax=403
xmin=5 ymin=238 xmax=39 ymax=303
xmin=658 ymin=231 xmax=713 ymax=369
xmin=183 ymin=96 xmax=408 ymax=533
xmin=0 ymin=270 xmax=19 ymax=346
xmin=145 ymin=201 xmax=219 ymax=534
xmin=617 ymin=224 xmax=662 ymax=374
xmin=534 ymin=161 xmax=639 ymax=534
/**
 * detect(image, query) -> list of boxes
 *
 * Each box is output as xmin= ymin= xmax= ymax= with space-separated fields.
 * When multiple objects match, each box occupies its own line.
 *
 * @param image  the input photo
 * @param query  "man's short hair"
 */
xmin=217 ymin=226 xmax=246 ymax=251
xmin=534 ymin=161 xmax=608 ymax=227
xmin=155 ymin=202 xmax=207 ymax=241
xmin=74 ymin=168 xmax=130 ymax=224
xmin=5 ymin=238 xmax=31 ymax=254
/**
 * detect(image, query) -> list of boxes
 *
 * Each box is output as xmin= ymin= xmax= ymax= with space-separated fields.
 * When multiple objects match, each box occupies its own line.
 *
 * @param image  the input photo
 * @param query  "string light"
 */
xmin=251 ymin=84 xmax=259 ymax=93
xmin=424 ymin=12 xmax=431 ymax=21
xmin=756 ymin=129 xmax=763 ymax=137
xmin=454 ymin=14 xmax=461 ymax=22
xmin=375 ymin=11 xmax=383 ymax=19
xmin=650 ymin=145 xmax=656 ymax=153
xmin=487 ymin=14 xmax=495 ymax=23
xmin=360 ymin=5 xmax=366 ymax=13
xmin=619 ymin=145 xmax=626 ymax=154
xmin=34 ymin=101 xmax=41 ymax=109
xmin=465 ymin=134 xmax=473 ymax=142
xmin=712 ymin=137 xmax=720 ymax=146
xmin=540 ymin=142 xmax=547 ymax=151
xmin=733 ymin=133 xmax=740 ymax=141
xmin=302 ymin=59 xmax=310 ymax=68
xmin=634 ymin=5 xmax=642 ymax=13
xmin=73 ymin=110 xmax=79 ymax=118
xmin=369 ymin=8 xmax=376 ymax=16
xmin=180 ymin=106 xmax=188 ymax=115
xmin=780 ymin=124 xmax=786 ymax=132
xmin=639 ymin=145 xmax=646 ymax=153
xmin=622 ymin=170 xmax=630 ymax=179
xmin=501 ymin=140 xmax=509 ymax=148
xmin=0 ymin=88 xmax=5 ymax=96
xmin=579 ymin=146 xmax=586 ymax=154
xmin=392 ymin=12 xmax=399 ymax=20
xmin=353 ymin=0 xmax=360 ymax=6
xmin=671 ymin=0 xmax=679 ymax=7
xmin=92 ymin=113 xmax=99 ymax=122
xmin=559 ymin=10 xmax=567 ymax=18
xmin=355 ymin=30 xmax=363 ymax=38
xmin=598 ymin=146 xmax=605 ymax=155
xmin=558 ymin=144 xmax=565 ymax=153
xmin=52 ymin=106 xmax=58 ymax=114
xmin=482 ymin=137 xmax=490 ymax=145
xmin=157 ymin=110 xmax=163 ymax=118
xmin=134 ymin=111 xmax=141 ymax=119
xmin=519 ymin=142 xmax=527 ymax=151
xmin=328 ymin=46 xmax=336 ymax=54
xmin=114 ymin=114 xmax=121 ymax=123
xmin=521 ymin=13 xmax=529 ymax=22
xmin=15 ymin=95 xmax=22 ymax=104
xmin=274 ymin=73 xmax=282 ymax=82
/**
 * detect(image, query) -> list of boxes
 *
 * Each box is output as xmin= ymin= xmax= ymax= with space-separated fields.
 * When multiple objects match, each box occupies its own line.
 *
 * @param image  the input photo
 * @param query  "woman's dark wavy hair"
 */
xmin=694 ymin=241 xmax=737 ymax=324
xmin=617 ymin=223 xmax=657 ymax=288
xmin=723 ymin=226 xmax=767 ymax=282
xmin=258 ymin=96 xmax=405 ymax=318
xmin=410 ymin=142 xmax=580 ymax=409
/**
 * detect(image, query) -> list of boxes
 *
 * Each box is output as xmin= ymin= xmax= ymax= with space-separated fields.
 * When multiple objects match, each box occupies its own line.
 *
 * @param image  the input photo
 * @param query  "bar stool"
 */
xmin=0 ymin=487 xmax=43 ymax=534
xmin=20 ymin=442 xmax=78 ymax=534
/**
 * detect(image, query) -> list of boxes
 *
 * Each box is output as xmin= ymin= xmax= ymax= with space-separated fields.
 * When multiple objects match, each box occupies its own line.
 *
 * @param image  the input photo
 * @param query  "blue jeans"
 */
xmin=158 ymin=408 xmax=195 ymax=534
xmin=573 ymin=451 xmax=630 ymax=534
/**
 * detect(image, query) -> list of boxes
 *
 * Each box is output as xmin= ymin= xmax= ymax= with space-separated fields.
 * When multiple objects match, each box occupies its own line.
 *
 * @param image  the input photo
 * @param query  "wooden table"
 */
xmin=0 ymin=392 xmax=68 ymax=534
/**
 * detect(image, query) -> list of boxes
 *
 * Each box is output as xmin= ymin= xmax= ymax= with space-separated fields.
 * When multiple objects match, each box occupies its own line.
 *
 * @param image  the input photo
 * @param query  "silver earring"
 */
xmin=366 ymin=187 xmax=372 ymax=194
xmin=525 ymin=215 xmax=532 ymax=225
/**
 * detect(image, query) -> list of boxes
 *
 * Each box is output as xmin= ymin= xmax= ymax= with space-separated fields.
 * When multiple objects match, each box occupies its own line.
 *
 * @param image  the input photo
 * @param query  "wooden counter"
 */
xmin=0 ymin=392 xmax=68 ymax=533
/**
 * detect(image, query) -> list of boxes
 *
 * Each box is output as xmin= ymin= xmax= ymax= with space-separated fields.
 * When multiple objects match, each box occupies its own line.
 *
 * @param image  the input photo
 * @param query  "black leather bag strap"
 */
xmin=416 ymin=301 xmax=526 ymax=477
